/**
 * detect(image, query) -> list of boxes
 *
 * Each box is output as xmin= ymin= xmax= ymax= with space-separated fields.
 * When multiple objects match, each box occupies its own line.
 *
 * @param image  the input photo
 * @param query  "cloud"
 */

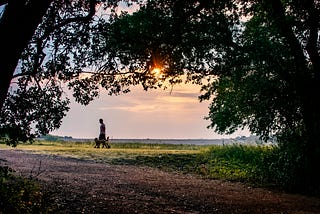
xmin=99 ymin=83 xmax=204 ymax=114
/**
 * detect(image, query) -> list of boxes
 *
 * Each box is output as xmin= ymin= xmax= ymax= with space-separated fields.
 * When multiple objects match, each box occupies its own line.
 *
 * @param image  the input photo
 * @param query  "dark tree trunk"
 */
xmin=303 ymin=95 xmax=320 ymax=194
xmin=267 ymin=0 xmax=320 ymax=193
xmin=0 ymin=0 xmax=52 ymax=112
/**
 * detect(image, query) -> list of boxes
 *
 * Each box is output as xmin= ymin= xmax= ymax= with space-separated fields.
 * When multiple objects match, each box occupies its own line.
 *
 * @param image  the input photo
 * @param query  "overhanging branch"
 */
xmin=40 ymin=0 xmax=97 ymax=41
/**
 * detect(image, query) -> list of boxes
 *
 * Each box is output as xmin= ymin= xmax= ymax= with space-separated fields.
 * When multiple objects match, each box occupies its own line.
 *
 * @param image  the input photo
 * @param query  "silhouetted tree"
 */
xmin=98 ymin=0 xmax=320 ymax=193
xmin=0 ymin=0 xmax=140 ymax=144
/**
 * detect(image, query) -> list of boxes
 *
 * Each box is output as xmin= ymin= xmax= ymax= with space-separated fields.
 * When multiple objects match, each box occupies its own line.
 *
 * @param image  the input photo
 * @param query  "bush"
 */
xmin=200 ymin=145 xmax=271 ymax=182
xmin=258 ymin=139 xmax=307 ymax=193
xmin=128 ymin=144 xmax=273 ymax=183
xmin=0 ymin=165 xmax=51 ymax=214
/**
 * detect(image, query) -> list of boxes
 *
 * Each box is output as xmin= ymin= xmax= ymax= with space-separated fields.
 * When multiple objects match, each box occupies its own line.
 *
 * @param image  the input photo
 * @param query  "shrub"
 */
xmin=0 ymin=165 xmax=51 ymax=214
xmin=258 ymin=139 xmax=306 ymax=193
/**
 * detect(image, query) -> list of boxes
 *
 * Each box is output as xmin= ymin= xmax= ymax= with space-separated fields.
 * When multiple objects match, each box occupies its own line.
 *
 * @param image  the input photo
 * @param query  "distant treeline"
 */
xmin=38 ymin=134 xmax=73 ymax=142
xmin=38 ymin=135 xmax=276 ymax=145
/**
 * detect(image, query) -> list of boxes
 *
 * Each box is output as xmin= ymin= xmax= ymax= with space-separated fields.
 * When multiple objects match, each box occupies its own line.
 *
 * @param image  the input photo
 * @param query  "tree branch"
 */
xmin=267 ymin=0 xmax=308 ymax=72
xmin=40 ymin=0 xmax=97 ymax=41
xmin=56 ymin=0 xmax=96 ymax=28
xmin=305 ymin=0 xmax=320 ymax=78
xmin=11 ymin=68 xmax=137 ymax=80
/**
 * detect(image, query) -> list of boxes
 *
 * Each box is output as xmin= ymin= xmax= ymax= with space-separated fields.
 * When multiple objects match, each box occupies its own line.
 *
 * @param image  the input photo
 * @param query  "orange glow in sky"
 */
xmin=152 ymin=67 xmax=162 ymax=75
xmin=151 ymin=67 xmax=164 ymax=80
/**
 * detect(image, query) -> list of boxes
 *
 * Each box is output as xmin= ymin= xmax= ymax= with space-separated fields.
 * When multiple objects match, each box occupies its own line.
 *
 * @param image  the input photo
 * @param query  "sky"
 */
xmin=51 ymin=83 xmax=250 ymax=139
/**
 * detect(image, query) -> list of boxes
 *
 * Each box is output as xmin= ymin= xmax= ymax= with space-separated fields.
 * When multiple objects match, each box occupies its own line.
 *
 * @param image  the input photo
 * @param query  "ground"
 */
xmin=1 ymin=149 xmax=320 ymax=213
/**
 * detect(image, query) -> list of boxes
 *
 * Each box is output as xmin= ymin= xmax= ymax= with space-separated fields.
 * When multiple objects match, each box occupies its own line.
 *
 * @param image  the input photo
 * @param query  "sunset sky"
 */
xmin=51 ymin=83 xmax=250 ymax=139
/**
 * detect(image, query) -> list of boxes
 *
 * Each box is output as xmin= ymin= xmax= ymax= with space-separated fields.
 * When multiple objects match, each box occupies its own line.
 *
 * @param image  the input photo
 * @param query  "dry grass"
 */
xmin=0 ymin=140 xmax=204 ymax=164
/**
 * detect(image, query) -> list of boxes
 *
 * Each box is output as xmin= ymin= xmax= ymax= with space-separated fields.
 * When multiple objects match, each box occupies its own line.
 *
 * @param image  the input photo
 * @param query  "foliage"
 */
xmin=199 ymin=1 xmax=305 ymax=140
xmin=194 ymin=0 xmax=319 ymax=193
xmin=0 ymin=165 xmax=52 ymax=213
xmin=0 ymin=0 xmax=137 ymax=144
xmin=259 ymin=133 xmax=310 ymax=193
xmin=97 ymin=0 xmax=233 ymax=88
xmin=0 ymin=83 xmax=69 ymax=146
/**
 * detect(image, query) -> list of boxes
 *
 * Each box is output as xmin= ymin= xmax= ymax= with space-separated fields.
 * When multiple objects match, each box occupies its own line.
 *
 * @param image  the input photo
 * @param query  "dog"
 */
xmin=94 ymin=136 xmax=110 ymax=148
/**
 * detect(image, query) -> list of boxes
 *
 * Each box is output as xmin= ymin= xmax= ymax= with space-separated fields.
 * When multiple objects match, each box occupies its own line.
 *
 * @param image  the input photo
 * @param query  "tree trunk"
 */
xmin=303 ymin=104 xmax=320 ymax=194
xmin=267 ymin=0 xmax=320 ymax=193
xmin=0 ymin=0 xmax=52 ymax=112
xmin=300 ymin=62 xmax=320 ymax=194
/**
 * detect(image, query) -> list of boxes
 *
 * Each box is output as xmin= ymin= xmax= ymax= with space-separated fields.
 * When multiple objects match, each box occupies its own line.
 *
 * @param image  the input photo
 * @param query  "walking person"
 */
xmin=94 ymin=118 xmax=109 ymax=148
xmin=99 ymin=118 xmax=106 ymax=141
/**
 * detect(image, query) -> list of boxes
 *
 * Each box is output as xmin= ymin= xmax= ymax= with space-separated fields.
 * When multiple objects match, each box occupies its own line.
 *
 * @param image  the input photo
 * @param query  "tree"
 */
xmin=0 ymin=0 xmax=93 ymax=144
xmin=198 ymin=0 xmax=319 ymax=193
xmin=0 ymin=0 xmax=143 ymax=144
xmin=93 ymin=0 xmax=320 ymax=193
xmin=0 ymin=0 xmax=53 ymax=110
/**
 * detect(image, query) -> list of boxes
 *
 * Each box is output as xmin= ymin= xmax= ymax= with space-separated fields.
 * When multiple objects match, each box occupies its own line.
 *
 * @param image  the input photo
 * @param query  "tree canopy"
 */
xmin=0 ymin=0 xmax=132 ymax=144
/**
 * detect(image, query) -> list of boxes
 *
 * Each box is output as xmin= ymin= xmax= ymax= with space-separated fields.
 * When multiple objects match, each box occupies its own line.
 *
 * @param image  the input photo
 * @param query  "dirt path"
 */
xmin=1 ymin=149 xmax=320 ymax=213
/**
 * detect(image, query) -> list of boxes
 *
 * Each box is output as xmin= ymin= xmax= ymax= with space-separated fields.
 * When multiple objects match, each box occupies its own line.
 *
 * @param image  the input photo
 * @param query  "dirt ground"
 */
xmin=1 ymin=149 xmax=320 ymax=214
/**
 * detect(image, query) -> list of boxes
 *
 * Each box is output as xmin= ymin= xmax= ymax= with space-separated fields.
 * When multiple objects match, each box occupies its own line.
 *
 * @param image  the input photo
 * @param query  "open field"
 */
xmin=0 ymin=140 xmax=204 ymax=165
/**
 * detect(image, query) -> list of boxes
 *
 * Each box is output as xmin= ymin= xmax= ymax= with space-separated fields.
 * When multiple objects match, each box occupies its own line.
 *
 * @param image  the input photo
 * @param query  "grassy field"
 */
xmin=0 ymin=140 xmax=203 ymax=164
xmin=0 ymin=140 xmax=275 ymax=186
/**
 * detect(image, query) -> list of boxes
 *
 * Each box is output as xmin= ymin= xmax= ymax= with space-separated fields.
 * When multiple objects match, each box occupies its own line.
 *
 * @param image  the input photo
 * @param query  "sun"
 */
xmin=151 ymin=67 xmax=165 ymax=79
xmin=152 ymin=67 xmax=162 ymax=75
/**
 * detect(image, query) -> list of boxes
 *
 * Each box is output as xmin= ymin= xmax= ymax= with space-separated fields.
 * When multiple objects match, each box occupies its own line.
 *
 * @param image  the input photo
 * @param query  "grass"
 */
xmin=0 ymin=140 xmax=203 ymax=162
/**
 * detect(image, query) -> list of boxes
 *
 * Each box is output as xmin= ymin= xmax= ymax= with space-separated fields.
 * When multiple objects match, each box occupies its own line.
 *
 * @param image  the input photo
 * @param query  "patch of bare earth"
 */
xmin=1 ymin=149 xmax=320 ymax=213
